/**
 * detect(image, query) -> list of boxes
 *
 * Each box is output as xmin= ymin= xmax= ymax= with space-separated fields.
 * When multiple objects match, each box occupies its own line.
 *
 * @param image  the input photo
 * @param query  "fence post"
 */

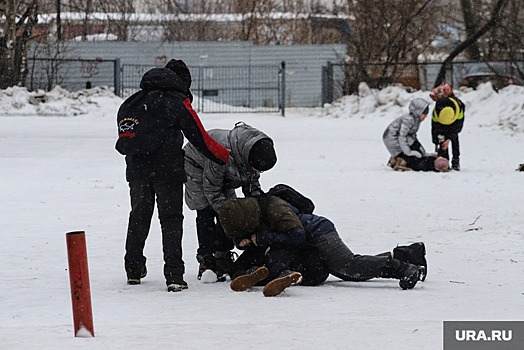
xmin=66 ymin=231 xmax=95 ymax=337
xmin=279 ymin=61 xmax=286 ymax=117
xmin=326 ymin=61 xmax=334 ymax=104
xmin=114 ymin=58 xmax=122 ymax=97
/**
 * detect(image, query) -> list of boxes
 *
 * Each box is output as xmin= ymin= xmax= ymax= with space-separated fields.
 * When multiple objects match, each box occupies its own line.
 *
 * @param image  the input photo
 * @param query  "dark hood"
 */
xmin=139 ymin=68 xmax=192 ymax=100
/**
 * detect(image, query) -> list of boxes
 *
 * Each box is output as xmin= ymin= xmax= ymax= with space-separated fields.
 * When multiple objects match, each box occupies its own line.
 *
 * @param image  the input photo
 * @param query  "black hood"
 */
xmin=139 ymin=68 xmax=192 ymax=99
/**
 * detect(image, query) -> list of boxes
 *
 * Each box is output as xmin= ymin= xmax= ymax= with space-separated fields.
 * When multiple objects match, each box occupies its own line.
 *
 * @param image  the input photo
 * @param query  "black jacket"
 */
xmin=431 ymin=96 xmax=465 ymax=143
xmin=116 ymin=68 xmax=229 ymax=183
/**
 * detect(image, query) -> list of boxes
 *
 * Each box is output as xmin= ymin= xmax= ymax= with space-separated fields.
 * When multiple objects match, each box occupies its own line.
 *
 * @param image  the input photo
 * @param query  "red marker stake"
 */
xmin=66 ymin=231 xmax=95 ymax=337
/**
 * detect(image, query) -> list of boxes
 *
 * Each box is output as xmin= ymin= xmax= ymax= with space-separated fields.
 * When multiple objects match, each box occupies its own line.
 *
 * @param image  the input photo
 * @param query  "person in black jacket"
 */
xmin=430 ymin=83 xmax=465 ymax=171
xmin=219 ymin=196 xmax=428 ymax=296
xmin=115 ymin=59 xmax=230 ymax=292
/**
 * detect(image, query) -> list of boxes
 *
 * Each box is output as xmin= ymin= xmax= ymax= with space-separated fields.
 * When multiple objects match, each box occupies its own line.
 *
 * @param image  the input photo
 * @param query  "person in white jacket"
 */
xmin=383 ymin=98 xmax=443 ymax=172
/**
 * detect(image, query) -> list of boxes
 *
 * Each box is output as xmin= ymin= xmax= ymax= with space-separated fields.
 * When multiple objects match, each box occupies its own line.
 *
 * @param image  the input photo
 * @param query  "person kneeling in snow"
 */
xmin=217 ymin=196 xmax=427 ymax=296
xmin=383 ymin=97 xmax=447 ymax=172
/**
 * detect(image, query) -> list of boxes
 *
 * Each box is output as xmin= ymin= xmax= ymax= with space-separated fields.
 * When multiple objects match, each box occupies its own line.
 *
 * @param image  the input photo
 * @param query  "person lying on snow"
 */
xmin=217 ymin=195 xmax=427 ymax=296
xmin=383 ymin=97 xmax=449 ymax=172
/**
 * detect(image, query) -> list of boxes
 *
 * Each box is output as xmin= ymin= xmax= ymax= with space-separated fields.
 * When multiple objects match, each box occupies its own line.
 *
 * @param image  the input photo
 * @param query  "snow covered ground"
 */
xmin=1 ymin=83 xmax=523 ymax=349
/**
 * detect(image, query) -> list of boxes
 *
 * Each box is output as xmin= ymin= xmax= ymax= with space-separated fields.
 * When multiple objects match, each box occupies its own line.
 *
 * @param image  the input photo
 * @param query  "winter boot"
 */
xmin=393 ymin=242 xmax=427 ymax=281
xmin=127 ymin=265 xmax=147 ymax=285
xmin=451 ymin=158 xmax=460 ymax=171
xmin=197 ymin=254 xmax=226 ymax=282
xmin=230 ymin=266 xmax=270 ymax=292
xmin=387 ymin=157 xmax=397 ymax=169
xmin=166 ymin=277 xmax=188 ymax=292
xmin=214 ymin=251 xmax=237 ymax=278
xmin=381 ymin=259 xmax=424 ymax=290
xmin=393 ymin=158 xmax=412 ymax=171
xmin=263 ymin=270 xmax=303 ymax=297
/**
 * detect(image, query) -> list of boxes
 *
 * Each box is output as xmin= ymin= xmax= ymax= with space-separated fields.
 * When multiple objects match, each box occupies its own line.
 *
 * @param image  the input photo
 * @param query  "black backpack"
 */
xmin=267 ymin=184 xmax=315 ymax=214
xmin=115 ymin=91 xmax=169 ymax=156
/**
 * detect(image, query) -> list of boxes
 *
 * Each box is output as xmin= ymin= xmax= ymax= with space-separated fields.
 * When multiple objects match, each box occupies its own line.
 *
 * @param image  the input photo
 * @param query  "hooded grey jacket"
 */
xmin=184 ymin=122 xmax=272 ymax=211
xmin=383 ymin=98 xmax=430 ymax=157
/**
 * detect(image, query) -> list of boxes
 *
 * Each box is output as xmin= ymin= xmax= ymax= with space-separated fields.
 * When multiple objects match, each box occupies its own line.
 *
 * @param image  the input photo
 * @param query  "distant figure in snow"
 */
xmin=383 ymin=97 xmax=447 ymax=172
xmin=430 ymin=83 xmax=465 ymax=171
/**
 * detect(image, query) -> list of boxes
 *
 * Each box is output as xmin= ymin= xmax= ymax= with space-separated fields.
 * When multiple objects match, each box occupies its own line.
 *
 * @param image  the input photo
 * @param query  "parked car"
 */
xmin=459 ymin=63 xmax=522 ymax=91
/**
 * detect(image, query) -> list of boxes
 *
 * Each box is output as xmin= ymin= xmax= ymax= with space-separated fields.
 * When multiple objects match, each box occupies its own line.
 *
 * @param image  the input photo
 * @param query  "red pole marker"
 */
xmin=66 ymin=231 xmax=95 ymax=337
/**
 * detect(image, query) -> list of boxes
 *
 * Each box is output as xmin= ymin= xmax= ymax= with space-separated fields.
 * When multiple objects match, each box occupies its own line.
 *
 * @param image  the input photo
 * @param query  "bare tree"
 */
xmin=0 ymin=0 xmax=39 ymax=89
xmin=434 ymin=0 xmax=509 ymax=86
xmin=340 ymin=0 xmax=444 ymax=92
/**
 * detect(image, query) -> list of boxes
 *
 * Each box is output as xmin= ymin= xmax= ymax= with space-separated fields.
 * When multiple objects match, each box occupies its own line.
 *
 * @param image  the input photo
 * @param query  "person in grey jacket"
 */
xmin=383 ymin=97 xmax=438 ymax=172
xmin=183 ymin=122 xmax=277 ymax=281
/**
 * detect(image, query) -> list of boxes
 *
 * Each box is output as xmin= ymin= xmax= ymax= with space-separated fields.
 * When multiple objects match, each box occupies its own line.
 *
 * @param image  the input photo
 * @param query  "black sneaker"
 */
xmin=451 ymin=158 xmax=460 ymax=171
xmin=197 ymin=254 xmax=226 ymax=282
xmin=230 ymin=266 xmax=270 ymax=292
xmin=262 ymin=270 xmax=302 ymax=297
xmin=393 ymin=242 xmax=427 ymax=281
xmin=127 ymin=265 xmax=147 ymax=285
xmin=166 ymin=278 xmax=188 ymax=292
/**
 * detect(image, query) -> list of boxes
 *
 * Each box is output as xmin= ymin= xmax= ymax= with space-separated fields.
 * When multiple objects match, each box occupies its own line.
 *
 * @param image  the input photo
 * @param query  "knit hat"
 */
xmin=218 ymin=198 xmax=261 ymax=239
xmin=429 ymin=83 xmax=453 ymax=101
xmin=165 ymin=59 xmax=192 ymax=87
xmin=248 ymin=139 xmax=277 ymax=171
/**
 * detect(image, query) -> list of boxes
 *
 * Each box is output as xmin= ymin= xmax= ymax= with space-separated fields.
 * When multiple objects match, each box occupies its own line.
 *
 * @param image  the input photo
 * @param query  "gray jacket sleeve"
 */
xmin=202 ymin=159 xmax=228 ymax=212
xmin=398 ymin=117 xmax=416 ymax=156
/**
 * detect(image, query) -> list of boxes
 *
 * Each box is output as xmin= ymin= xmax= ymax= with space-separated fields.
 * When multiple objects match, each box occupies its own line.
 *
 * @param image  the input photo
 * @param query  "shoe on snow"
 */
xmin=399 ymin=265 xmax=424 ymax=290
xmin=263 ymin=270 xmax=302 ymax=297
xmin=197 ymin=254 xmax=226 ymax=282
xmin=167 ymin=282 xmax=188 ymax=292
xmin=393 ymin=242 xmax=427 ymax=281
xmin=230 ymin=266 xmax=269 ymax=292
xmin=126 ymin=265 xmax=147 ymax=285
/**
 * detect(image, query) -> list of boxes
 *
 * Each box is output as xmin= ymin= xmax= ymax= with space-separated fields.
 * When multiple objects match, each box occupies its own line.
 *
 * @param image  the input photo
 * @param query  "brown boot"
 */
xmin=230 ymin=266 xmax=269 ymax=292
xmin=262 ymin=270 xmax=302 ymax=297
xmin=393 ymin=158 xmax=412 ymax=171
xmin=387 ymin=156 xmax=397 ymax=169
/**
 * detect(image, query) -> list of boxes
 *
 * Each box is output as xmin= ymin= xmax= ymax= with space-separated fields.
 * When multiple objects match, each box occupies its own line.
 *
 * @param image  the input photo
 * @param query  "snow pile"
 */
xmin=2 ymin=82 xmax=524 ymax=133
xmin=322 ymin=82 xmax=524 ymax=133
xmin=0 ymin=85 xmax=122 ymax=116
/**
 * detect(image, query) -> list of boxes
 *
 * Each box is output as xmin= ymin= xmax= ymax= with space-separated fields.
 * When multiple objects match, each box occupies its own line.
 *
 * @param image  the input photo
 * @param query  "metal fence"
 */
xmin=121 ymin=63 xmax=285 ymax=115
xmin=322 ymin=60 xmax=524 ymax=104
xmin=26 ymin=58 xmax=121 ymax=93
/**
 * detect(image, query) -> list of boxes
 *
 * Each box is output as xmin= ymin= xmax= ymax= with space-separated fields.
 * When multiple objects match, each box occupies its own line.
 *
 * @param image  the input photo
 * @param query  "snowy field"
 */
xmin=0 ymin=83 xmax=523 ymax=349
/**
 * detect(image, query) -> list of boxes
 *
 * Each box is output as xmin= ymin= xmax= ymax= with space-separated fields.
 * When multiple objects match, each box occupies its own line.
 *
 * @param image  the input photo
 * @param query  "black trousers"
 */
xmin=437 ymin=133 xmax=460 ymax=160
xmin=312 ymin=230 xmax=391 ymax=282
xmin=403 ymin=154 xmax=438 ymax=172
xmin=124 ymin=179 xmax=184 ymax=280
xmin=195 ymin=206 xmax=233 ymax=259
xmin=265 ymin=246 xmax=330 ymax=286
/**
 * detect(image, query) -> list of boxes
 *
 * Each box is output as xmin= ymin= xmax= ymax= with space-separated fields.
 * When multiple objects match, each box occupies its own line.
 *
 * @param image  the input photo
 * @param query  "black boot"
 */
xmin=214 ymin=251 xmax=237 ymax=278
xmin=263 ymin=270 xmax=303 ymax=297
xmin=127 ymin=265 xmax=147 ymax=285
xmin=197 ymin=254 xmax=226 ymax=282
xmin=451 ymin=158 xmax=460 ymax=171
xmin=166 ymin=277 xmax=188 ymax=292
xmin=230 ymin=266 xmax=270 ymax=292
xmin=393 ymin=242 xmax=427 ymax=281
xmin=381 ymin=259 xmax=424 ymax=290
